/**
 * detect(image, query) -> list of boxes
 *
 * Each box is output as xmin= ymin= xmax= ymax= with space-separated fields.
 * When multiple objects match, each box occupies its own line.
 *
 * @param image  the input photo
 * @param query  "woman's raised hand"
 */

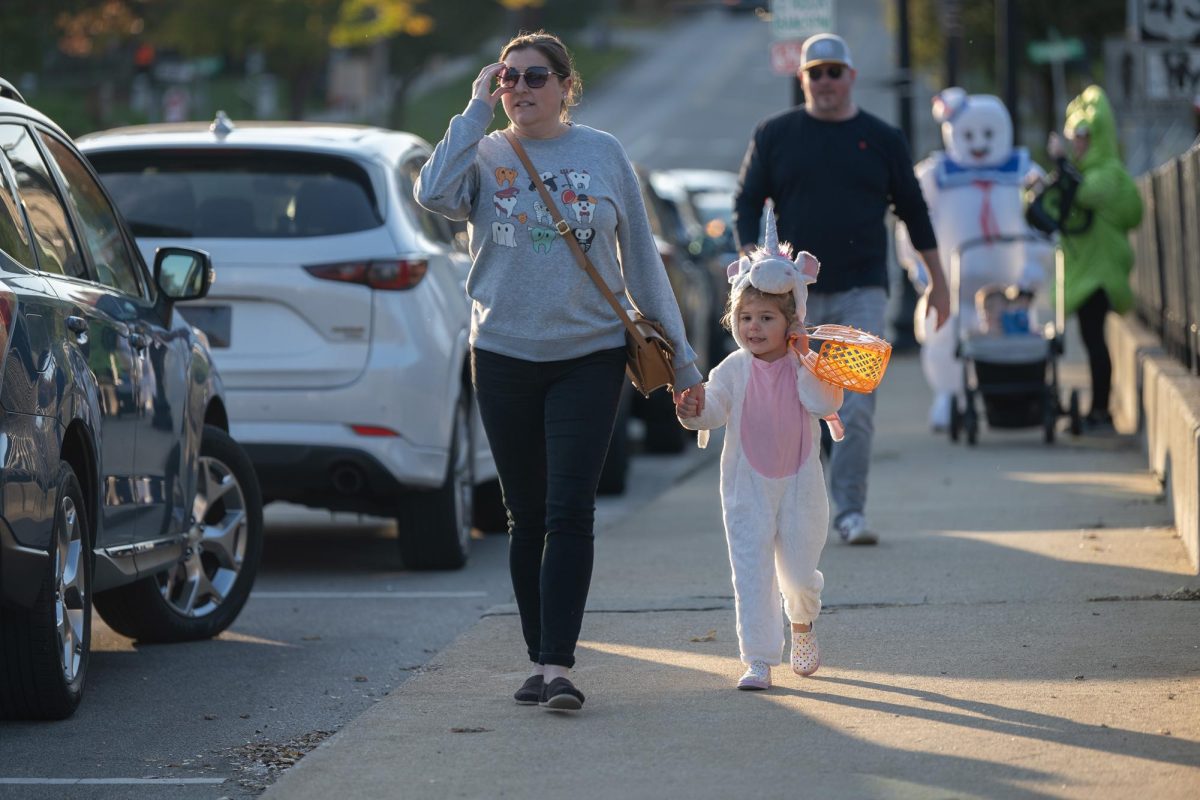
xmin=473 ymin=62 xmax=511 ymax=109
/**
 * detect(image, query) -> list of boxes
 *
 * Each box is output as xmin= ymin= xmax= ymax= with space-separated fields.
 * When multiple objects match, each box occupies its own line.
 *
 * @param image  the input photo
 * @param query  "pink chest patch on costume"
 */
xmin=741 ymin=356 xmax=810 ymax=478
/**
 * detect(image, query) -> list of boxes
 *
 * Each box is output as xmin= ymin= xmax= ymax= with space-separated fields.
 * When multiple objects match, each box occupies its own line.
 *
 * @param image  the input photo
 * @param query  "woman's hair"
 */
xmin=721 ymin=286 xmax=798 ymax=332
xmin=500 ymin=30 xmax=581 ymax=122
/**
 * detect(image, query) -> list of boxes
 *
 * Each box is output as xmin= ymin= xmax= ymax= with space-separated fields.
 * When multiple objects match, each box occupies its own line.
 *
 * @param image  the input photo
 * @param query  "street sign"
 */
xmin=1027 ymin=37 xmax=1085 ymax=64
xmin=770 ymin=0 xmax=835 ymax=41
xmin=770 ymin=40 xmax=808 ymax=75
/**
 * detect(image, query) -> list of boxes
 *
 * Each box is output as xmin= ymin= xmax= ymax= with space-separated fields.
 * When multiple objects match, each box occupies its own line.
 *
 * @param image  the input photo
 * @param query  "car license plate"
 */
xmin=178 ymin=305 xmax=231 ymax=348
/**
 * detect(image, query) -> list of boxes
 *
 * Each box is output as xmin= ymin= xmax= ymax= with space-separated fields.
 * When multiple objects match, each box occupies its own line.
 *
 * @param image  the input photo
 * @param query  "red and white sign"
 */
xmin=770 ymin=40 xmax=807 ymax=76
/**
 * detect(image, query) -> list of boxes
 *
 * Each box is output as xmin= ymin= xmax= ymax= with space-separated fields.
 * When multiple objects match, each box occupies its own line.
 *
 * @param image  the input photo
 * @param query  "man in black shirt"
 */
xmin=734 ymin=33 xmax=949 ymax=545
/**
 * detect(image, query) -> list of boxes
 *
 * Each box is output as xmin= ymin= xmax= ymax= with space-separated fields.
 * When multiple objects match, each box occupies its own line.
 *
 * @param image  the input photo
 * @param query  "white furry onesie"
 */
xmin=679 ymin=223 xmax=843 ymax=665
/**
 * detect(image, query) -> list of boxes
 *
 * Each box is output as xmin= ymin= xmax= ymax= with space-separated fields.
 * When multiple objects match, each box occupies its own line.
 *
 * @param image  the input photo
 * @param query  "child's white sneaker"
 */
xmin=737 ymin=660 xmax=771 ymax=690
xmin=791 ymin=626 xmax=820 ymax=676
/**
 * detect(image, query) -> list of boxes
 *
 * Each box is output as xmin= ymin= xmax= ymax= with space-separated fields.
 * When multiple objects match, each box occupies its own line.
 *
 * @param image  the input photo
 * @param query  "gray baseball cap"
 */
xmin=800 ymin=33 xmax=854 ymax=70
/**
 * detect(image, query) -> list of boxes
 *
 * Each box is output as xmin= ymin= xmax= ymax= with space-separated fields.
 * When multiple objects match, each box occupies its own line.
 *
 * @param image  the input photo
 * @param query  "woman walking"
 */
xmin=416 ymin=31 xmax=704 ymax=710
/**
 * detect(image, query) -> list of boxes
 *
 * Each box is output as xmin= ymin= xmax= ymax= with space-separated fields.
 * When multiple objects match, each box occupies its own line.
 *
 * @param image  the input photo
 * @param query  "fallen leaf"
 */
xmin=203 ymin=714 xmax=218 ymax=720
xmin=1074 ymin=675 xmax=1085 ymax=680
xmin=354 ymin=676 xmax=369 ymax=683
xmin=689 ymin=629 xmax=717 ymax=642
xmin=450 ymin=727 xmax=492 ymax=734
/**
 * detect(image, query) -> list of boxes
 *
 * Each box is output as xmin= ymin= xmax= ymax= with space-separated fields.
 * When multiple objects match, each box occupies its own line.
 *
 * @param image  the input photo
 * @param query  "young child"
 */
xmin=677 ymin=211 xmax=843 ymax=690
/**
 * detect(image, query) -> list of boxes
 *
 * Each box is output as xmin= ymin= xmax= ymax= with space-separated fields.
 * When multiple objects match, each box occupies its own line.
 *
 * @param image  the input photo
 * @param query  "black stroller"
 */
xmin=947 ymin=233 xmax=1084 ymax=445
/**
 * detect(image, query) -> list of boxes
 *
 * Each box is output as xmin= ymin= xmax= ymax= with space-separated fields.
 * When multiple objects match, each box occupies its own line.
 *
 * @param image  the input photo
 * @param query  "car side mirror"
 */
xmin=154 ymin=247 xmax=213 ymax=301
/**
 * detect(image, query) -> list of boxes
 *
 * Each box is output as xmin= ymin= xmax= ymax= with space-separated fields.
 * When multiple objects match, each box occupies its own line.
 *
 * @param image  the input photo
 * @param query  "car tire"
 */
xmin=472 ymin=478 xmax=508 ymax=534
xmin=0 ymin=462 xmax=91 ymax=720
xmin=396 ymin=391 xmax=473 ymax=570
xmin=93 ymin=426 xmax=263 ymax=642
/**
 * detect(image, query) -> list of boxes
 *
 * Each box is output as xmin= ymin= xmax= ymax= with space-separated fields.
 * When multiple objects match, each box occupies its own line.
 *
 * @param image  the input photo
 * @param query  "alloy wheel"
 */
xmin=54 ymin=496 xmax=86 ymax=683
xmin=158 ymin=455 xmax=248 ymax=617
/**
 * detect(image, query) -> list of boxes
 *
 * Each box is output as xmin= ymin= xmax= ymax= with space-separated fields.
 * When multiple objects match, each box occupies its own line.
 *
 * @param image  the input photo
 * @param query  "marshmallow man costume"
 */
xmin=895 ymin=88 xmax=1050 ymax=429
xmin=679 ymin=213 xmax=843 ymax=665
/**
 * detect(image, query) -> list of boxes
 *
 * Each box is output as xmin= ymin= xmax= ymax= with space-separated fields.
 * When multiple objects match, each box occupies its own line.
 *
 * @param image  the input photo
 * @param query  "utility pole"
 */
xmin=897 ymin=0 xmax=913 ymax=153
xmin=892 ymin=0 xmax=918 ymax=352
xmin=995 ymin=0 xmax=1020 ymax=143
xmin=944 ymin=0 xmax=961 ymax=86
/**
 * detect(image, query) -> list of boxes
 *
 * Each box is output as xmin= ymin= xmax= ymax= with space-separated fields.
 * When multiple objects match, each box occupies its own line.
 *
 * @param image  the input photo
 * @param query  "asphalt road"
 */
xmin=576 ymin=7 xmax=788 ymax=173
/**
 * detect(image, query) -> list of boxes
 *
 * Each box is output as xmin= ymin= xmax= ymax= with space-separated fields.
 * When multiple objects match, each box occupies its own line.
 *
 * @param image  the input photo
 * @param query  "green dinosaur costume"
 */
xmin=1059 ymin=85 xmax=1143 ymax=315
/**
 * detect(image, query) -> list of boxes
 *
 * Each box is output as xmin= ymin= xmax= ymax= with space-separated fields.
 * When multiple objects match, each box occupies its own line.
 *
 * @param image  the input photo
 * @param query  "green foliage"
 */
xmin=905 ymin=0 xmax=1126 ymax=88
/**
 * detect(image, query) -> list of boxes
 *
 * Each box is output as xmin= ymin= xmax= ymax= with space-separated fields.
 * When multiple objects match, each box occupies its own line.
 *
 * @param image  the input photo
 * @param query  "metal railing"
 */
xmin=1131 ymin=141 xmax=1200 ymax=372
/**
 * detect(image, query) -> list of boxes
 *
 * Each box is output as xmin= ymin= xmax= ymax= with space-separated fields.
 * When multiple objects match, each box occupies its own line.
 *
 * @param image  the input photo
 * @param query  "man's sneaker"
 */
xmin=737 ymin=660 xmax=772 ymax=691
xmin=791 ymin=627 xmax=820 ymax=676
xmin=835 ymin=512 xmax=878 ymax=545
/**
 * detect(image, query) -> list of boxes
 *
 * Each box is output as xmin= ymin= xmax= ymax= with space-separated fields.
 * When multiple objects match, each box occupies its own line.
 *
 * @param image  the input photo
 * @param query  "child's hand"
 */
xmin=788 ymin=331 xmax=810 ymax=355
xmin=676 ymin=393 xmax=700 ymax=419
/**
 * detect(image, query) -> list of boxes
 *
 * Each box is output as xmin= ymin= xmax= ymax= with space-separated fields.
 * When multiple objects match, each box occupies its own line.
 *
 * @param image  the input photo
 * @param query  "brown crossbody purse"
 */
xmin=504 ymin=130 xmax=675 ymax=397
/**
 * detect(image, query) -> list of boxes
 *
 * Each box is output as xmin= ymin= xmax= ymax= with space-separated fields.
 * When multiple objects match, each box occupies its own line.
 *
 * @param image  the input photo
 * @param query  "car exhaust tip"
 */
xmin=330 ymin=462 xmax=367 ymax=495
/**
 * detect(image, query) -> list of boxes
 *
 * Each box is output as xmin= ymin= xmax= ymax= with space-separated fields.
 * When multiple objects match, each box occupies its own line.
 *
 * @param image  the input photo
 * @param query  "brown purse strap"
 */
xmin=503 ymin=129 xmax=649 ymax=346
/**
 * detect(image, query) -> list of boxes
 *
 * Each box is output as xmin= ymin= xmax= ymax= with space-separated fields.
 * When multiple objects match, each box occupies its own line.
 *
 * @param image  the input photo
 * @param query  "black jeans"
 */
xmin=1076 ymin=289 xmax=1112 ymax=417
xmin=471 ymin=346 xmax=626 ymax=667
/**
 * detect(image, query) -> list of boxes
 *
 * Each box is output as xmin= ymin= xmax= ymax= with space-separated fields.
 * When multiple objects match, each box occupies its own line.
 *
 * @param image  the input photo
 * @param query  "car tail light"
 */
xmin=304 ymin=259 xmax=428 ymax=290
xmin=349 ymin=424 xmax=400 ymax=437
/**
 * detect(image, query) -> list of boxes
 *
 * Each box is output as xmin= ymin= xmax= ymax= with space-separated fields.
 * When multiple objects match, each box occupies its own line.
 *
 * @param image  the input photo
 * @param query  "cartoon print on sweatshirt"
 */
xmin=531 ymin=226 xmax=556 ymax=254
xmin=573 ymin=227 xmax=595 ymax=253
xmin=494 ymin=187 xmax=519 ymax=218
xmin=561 ymin=169 xmax=591 ymax=191
xmin=561 ymin=190 xmax=596 ymax=223
xmin=533 ymin=200 xmax=552 ymax=225
xmin=495 ymin=166 xmax=518 ymax=187
xmin=491 ymin=220 xmax=516 ymax=247
xmin=528 ymin=171 xmax=559 ymax=192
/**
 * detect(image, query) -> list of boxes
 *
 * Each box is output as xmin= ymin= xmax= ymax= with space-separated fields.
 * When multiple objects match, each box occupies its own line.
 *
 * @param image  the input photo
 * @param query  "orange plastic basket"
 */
xmin=800 ymin=324 xmax=892 ymax=394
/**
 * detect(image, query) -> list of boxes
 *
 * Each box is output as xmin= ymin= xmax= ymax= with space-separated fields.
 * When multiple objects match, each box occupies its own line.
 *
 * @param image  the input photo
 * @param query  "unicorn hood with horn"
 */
xmin=726 ymin=208 xmax=821 ymax=349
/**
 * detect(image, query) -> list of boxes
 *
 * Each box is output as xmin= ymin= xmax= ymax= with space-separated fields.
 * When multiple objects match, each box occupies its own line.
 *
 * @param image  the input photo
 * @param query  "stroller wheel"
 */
xmin=1068 ymin=389 xmax=1083 ymax=436
xmin=964 ymin=401 xmax=979 ymax=446
xmin=1043 ymin=388 xmax=1057 ymax=444
xmin=948 ymin=396 xmax=961 ymax=442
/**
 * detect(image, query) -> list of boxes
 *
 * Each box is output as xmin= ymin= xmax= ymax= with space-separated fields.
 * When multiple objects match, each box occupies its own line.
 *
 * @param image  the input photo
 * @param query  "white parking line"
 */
xmin=0 ymin=778 xmax=226 ymax=785
xmin=251 ymin=591 xmax=487 ymax=599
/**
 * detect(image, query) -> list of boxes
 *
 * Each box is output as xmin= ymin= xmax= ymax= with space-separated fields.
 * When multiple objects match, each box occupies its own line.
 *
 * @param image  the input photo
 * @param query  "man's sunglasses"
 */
xmin=498 ymin=66 xmax=565 ymax=89
xmin=805 ymin=65 xmax=844 ymax=81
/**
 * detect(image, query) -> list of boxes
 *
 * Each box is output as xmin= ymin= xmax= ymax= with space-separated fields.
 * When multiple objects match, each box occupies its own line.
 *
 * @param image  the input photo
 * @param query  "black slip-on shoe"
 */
xmin=514 ymin=675 xmax=545 ymax=705
xmin=540 ymin=677 xmax=584 ymax=710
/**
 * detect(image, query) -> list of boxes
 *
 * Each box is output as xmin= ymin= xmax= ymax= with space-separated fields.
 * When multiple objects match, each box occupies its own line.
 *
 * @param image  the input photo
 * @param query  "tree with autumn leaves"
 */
xmin=0 ymin=0 xmax=553 ymax=122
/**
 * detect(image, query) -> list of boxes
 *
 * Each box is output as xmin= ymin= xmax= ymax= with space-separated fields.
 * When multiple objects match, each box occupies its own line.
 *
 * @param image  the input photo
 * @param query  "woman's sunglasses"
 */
xmin=498 ymin=66 xmax=564 ymax=89
xmin=806 ymin=65 xmax=844 ymax=81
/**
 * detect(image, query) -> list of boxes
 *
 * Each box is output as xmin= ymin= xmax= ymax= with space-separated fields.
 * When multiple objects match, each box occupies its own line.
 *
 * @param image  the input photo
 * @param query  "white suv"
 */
xmin=79 ymin=114 xmax=500 ymax=570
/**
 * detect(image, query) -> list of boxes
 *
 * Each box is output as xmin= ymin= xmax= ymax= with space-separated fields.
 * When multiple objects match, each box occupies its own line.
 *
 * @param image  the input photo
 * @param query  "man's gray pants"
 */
xmin=804 ymin=287 xmax=888 ymax=523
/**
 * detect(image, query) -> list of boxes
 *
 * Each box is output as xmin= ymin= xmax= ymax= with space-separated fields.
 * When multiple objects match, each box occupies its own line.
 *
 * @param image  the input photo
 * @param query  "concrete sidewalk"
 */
xmin=265 ymin=353 xmax=1199 ymax=799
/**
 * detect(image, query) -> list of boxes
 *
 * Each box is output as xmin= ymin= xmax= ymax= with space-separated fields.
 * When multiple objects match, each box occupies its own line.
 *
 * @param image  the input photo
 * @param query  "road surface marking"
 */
xmin=0 ymin=778 xmax=226 ymax=785
xmin=251 ymin=591 xmax=487 ymax=599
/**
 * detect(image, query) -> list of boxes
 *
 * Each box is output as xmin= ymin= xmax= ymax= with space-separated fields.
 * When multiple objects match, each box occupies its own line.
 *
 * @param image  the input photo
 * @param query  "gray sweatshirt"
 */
xmin=415 ymin=99 xmax=701 ymax=389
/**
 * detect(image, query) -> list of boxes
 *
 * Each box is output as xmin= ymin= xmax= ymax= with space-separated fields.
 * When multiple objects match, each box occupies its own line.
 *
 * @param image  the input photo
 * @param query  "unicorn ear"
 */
xmin=932 ymin=87 xmax=967 ymax=124
xmin=795 ymin=250 xmax=820 ymax=285
xmin=727 ymin=256 xmax=751 ymax=283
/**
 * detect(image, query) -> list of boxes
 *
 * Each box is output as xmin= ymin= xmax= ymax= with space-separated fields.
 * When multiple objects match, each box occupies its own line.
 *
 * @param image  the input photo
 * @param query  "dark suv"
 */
xmin=0 ymin=80 xmax=263 ymax=720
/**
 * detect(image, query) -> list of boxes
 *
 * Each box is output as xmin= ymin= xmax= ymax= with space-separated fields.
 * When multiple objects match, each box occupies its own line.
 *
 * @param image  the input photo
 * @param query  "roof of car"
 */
xmin=77 ymin=117 xmax=430 ymax=160
xmin=0 ymin=93 xmax=69 ymax=135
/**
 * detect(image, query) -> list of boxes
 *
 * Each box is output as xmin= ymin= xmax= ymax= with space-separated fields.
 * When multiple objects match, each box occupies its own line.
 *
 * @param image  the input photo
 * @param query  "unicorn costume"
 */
xmin=679 ymin=213 xmax=842 ymax=667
